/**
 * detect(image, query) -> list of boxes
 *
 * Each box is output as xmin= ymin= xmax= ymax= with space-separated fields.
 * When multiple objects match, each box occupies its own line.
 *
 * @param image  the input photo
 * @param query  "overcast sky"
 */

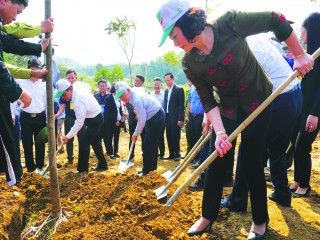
xmin=17 ymin=0 xmax=319 ymax=66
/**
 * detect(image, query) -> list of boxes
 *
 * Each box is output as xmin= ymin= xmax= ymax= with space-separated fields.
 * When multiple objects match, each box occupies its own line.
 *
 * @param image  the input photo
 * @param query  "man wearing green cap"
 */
xmin=55 ymin=79 xmax=108 ymax=173
xmin=115 ymin=81 xmax=165 ymax=176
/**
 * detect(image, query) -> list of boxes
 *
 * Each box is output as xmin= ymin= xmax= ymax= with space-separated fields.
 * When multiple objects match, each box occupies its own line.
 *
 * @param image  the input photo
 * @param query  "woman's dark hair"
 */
xmin=174 ymin=7 xmax=207 ymax=42
xmin=302 ymin=12 xmax=320 ymax=55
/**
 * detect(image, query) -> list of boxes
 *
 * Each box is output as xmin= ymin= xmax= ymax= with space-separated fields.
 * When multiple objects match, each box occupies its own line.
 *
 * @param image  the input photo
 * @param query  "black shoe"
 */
xmin=108 ymin=154 xmax=115 ymax=159
xmin=56 ymin=161 xmax=62 ymax=168
xmin=191 ymin=160 xmax=201 ymax=168
xmin=137 ymin=170 xmax=149 ymax=177
xmin=67 ymin=160 xmax=73 ymax=164
xmin=91 ymin=165 xmax=108 ymax=171
xmin=247 ymin=218 xmax=269 ymax=240
xmin=188 ymin=180 xmax=204 ymax=191
xmin=114 ymin=153 xmax=120 ymax=158
xmin=268 ymin=192 xmax=291 ymax=207
xmin=220 ymin=198 xmax=247 ymax=212
xmin=164 ymin=155 xmax=175 ymax=160
xmin=187 ymin=221 xmax=213 ymax=236
xmin=292 ymin=186 xmax=311 ymax=198
xmin=159 ymin=155 xmax=165 ymax=160
xmin=174 ymin=156 xmax=181 ymax=161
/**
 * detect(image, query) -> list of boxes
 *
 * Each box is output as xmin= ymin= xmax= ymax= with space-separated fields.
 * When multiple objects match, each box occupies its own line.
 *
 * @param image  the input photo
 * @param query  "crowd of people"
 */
xmin=0 ymin=0 xmax=319 ymax=239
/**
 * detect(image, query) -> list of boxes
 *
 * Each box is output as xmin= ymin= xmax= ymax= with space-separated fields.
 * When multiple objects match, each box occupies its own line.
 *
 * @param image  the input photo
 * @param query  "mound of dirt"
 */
xmin=1 ymin=132 xmax=320 ymax=239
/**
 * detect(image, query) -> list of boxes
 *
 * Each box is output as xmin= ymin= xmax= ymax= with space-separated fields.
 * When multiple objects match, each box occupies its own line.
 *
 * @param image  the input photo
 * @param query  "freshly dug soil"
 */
xmin=0 ymin=131 xmax=319 ymax=239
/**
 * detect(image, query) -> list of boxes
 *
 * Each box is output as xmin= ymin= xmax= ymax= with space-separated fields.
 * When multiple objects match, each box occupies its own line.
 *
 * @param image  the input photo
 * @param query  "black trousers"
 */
xmin=187 ymin=113 xmax=204 ymax=159
xmin=129 ymin=119 xmax=137 ymax=158
xmin=228 ymin=87 xmax=303 ymax=208
xmin=165 ymin=114 xmax=181 ymax=157
xmin=294 ymin=112 xmax=319 ymax=188
xmin=113 ymin=124 xmax=120 ymax=154
xmin=64 ymin=115 xmax=86 ymax=162
xmin=142 ymin=109 xmax=165 ymax=172
xmin=158 ymin=125 xmax=165 ymax=157
xmin=77 ymin=113 xmax=107 ymax=172
xmin=202 ymin=106 xmax=272 ymax=224
xmin=20 ymin=111 xmax=46 ymax=171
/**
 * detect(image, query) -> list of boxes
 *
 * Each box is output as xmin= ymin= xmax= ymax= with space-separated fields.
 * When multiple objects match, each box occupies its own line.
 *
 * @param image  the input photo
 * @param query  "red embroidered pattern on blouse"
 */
xmin=222 ymin=53 xmax=233 ymax=65
xmin=249 ymin=101 xmax=260 ymax=112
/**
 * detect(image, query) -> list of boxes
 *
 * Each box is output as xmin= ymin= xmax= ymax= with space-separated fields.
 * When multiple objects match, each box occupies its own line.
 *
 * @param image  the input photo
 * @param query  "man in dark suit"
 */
xmin=163 ymin=73 xmax=185 ymax=161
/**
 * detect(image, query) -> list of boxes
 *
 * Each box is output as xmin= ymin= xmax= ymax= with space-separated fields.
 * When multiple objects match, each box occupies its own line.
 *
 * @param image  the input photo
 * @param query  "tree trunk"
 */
xmin=45 ymin=0 xmax=61 ymax=218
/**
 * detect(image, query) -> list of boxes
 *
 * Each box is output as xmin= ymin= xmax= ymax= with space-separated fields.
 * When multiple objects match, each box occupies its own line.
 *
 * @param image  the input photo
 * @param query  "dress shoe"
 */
xmin=137 ymin=170 xmax=149 ymax=177
xmin=91 ymin=165 xmax=108 ymax=171
xmin=174 ymin=156 xmax=181 ymax=161
xmin=268 ymin=192 xmax=291 ymax=207
xmin=188 ymin=180 xmax=204 ymax=191
xmin=108 ymin=154 xmax=115 ymax=159
xmin=293 ymin=186 xmax=311 ymax=198
xmin=159 ymin=155 xmax=165 ymax=160
xmin=191 ymin=160 xmax=201 ymax=168
xmin=247 ymin=218 xmax=269 ymax=240
xmin=67 ymin=160 xmax=73 ymax=164
xmin=114 ymin=153 xmax=120 ymax=158
xmin=164 ymin=155 xmax=175 ymax=160
xmin=187 ymin=220 xmax=213 ymax=236
xmin=220 ymin=198 xmax=247 ymax=212
xmin=56 ymin=161 xmax=62 ymax=168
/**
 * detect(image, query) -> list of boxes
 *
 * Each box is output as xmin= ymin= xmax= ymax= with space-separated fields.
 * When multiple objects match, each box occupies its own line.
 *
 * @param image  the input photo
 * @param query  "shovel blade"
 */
xmin=154 ymin=185 xmax=168 ymax=200
xmin=162 ymin=170 xmax=173 ymax=180
xmin=135 ymin=206 xmax=172 ymax=225
xmin=118 ymin=160 xmax=135 ymax=173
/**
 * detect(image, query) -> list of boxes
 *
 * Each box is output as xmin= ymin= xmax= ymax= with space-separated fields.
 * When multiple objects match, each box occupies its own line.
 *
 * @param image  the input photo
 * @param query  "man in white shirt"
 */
xmin=116 ymin=81 xmax=165 ymax=176
xmin=55 ymin=79 xmax=108 ymax=173
xmin=17 ymin=59 xmax=47 ymax=172
xmin=150 ymin=77 xmax=165 ymax=159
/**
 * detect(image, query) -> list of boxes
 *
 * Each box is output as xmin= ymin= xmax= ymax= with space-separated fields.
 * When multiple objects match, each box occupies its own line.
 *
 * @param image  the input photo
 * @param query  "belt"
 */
xmin=190 ymin=113 xmax=204 ymax=117
xmin=21 ymin=111 xmax=45 ymax=118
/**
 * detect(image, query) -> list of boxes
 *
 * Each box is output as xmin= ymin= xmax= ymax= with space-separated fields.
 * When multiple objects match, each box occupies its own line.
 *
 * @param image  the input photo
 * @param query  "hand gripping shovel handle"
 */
xmin=136 ymin=48 xmax=320 ymax=225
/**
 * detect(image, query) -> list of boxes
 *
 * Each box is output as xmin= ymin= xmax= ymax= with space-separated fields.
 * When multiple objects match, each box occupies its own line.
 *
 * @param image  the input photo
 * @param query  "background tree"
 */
xmin=94 ymin=65 xmax=124 ymax=83
xmin=105 ymin=16 xmax=136 ymax=85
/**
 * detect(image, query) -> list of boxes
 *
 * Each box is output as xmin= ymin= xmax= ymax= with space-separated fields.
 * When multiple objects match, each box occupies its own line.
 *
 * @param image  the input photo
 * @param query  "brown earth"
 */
xmin=0 ymin=130 xmax=319 ymax=239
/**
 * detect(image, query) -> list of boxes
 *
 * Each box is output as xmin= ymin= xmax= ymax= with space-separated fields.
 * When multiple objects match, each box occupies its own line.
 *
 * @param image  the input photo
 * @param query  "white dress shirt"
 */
xmin=16 ymin=79 xmax=46 ymax=114
xmin=66 ymin=85 xmax=101 ymax=139
xmin=247 ymin=35 xmax=298 ymax=93
xmin=166 ymin=84 xmax=175 ymax=113
xmin=150 ymin=90 xmax=165 ymax=109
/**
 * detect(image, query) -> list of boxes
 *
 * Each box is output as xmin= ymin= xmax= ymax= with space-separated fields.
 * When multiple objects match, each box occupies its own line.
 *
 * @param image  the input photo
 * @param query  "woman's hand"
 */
xmin=305 ymin=115 xmax=318 ymax=133
xmin=215 ymin=133 xmax=232 ymax=158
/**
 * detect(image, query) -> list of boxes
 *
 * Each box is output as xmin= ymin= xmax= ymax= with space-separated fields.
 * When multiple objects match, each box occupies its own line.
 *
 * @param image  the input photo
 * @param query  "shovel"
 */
xmin=135 ymin=48 xmax=320 ymax=225
xmin=36 ymin=143 xmax=65 ymax=178
xmin=155 ymin=134 xmax=210 ymax=200
xmin=118 ymin=142 xmax=135 ymax=173
xmin=35 ymin=126 xmax=48 ymax=144
xmin=162 ymin=134 xmax=206 ymax=180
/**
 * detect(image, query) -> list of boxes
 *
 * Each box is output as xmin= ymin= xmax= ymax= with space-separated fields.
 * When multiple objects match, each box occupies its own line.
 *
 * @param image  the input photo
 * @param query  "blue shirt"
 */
xmin=188 ymin=85 xmax=204 ymax=114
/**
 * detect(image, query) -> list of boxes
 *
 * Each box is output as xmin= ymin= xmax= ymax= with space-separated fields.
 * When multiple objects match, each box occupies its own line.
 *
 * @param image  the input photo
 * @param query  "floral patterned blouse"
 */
xmin=182 ymin=10 xmax=293 ymax=120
